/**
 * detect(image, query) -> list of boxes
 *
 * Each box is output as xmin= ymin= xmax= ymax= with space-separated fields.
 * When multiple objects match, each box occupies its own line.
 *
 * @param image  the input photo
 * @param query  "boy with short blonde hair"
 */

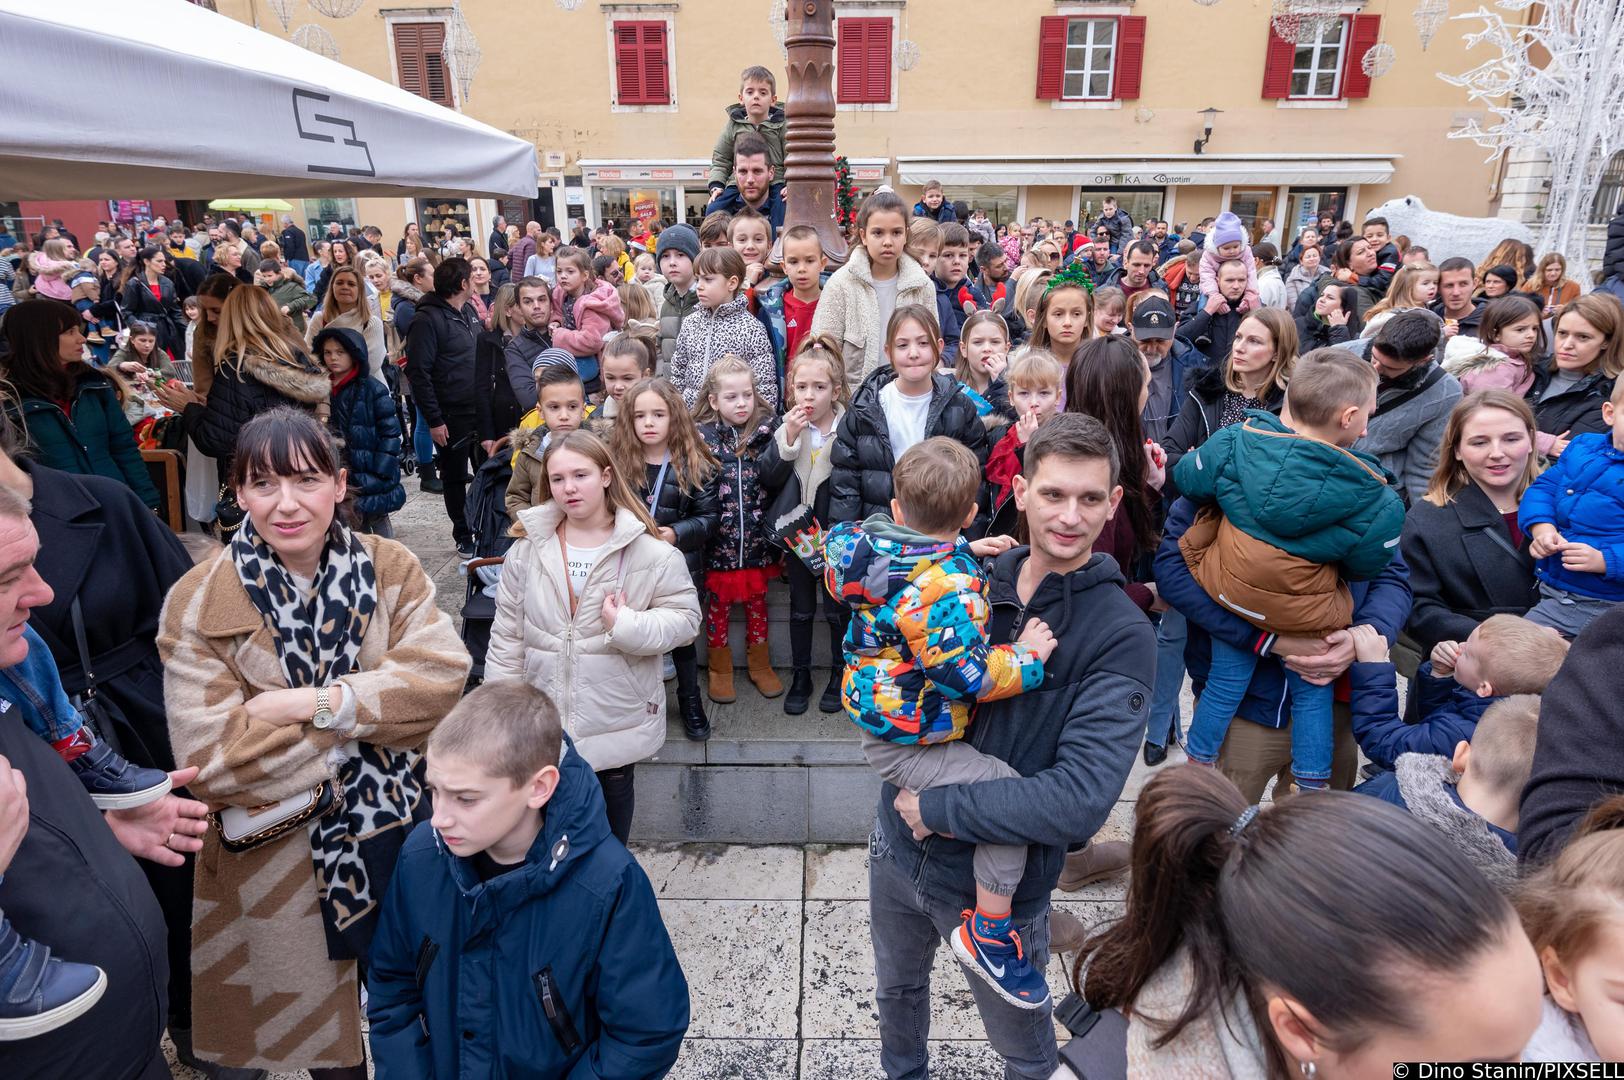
xmin=986 ymin=346 xmax=1065 ymax=524
xmin=367 ymin=679 xmax=689 ymax=1077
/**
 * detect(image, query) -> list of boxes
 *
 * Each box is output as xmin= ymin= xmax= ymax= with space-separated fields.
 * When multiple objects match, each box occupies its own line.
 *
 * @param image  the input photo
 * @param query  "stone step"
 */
xmin=630 ymin=675 xmax=876 ymax=843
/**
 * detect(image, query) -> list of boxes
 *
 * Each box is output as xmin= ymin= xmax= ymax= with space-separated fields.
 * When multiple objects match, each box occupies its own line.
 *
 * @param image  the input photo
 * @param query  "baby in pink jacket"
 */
xmin=1198 ymin=211 xmax=1259 ymax=312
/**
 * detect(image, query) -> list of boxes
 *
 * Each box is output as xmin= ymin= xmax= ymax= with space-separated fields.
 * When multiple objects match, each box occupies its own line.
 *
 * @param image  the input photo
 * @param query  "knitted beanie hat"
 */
xmin=1212 ymin=212 xmax=1247 ymax=248
xmin=655 ymin=224 xmax=700 ymax=264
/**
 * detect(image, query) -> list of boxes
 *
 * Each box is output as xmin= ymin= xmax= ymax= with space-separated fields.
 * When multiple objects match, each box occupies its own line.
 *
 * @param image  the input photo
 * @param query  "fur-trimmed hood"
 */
xmin=389 ymin=278 xmax=425 ymax=305
xmin=509 ymin=421 xmax=547 ymax=461
xmin=1393 ymin=752 xmax=1518 ymax=890
xmin=234 ymin=347 xmax=331 ymax=405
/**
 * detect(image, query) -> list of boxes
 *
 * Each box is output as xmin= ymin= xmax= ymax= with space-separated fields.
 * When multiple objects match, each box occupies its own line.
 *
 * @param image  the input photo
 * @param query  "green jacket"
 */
xmin=9 ymin=374 xmax=161 ymax=509
xmin=1172 ymin=409 xmax=1404 ymax=579
xmin=708 ymin=103 xmax=786 ymax=188
xmin=267 ymin=278 xmax=316 ymax=332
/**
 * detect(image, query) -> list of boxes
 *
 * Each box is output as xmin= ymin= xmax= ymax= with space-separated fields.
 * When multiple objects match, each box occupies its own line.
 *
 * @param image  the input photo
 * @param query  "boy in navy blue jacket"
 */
xmin=932 ymin=223 xmax=986 ymax=363
xmin=367 ymin=681 xmax=689 ymax=1079
xmin=1346 ymin=614 xmax=1568 ymax=772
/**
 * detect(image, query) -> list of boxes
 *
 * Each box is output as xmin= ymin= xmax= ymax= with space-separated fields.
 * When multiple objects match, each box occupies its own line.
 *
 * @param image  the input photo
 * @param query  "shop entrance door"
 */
xmin=1227 ymin=189 xmax=1275 ymax=244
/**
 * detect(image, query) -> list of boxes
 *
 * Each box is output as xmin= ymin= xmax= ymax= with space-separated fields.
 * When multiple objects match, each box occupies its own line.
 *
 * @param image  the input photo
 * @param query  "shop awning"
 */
xmin=896 ymin=155 xmax=1397 ymax=188
xmin=0 ymin=0 xmax=540 ymax=200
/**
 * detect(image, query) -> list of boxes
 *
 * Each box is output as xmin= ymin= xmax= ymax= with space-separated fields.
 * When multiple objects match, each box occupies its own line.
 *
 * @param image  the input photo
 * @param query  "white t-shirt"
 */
xmin=880 ymin=381 xmax=933 ymax=459
xmin=563 ymin=538 xmax=608 ymax=602
xmin=873 ymin=274 xmax=901 ymax=340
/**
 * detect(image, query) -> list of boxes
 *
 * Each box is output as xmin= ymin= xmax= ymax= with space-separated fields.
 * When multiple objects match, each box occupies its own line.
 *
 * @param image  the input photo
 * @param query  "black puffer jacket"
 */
xmin=474 ymin=328 xmax=521 ymax=443
xmin=1604 ymin=208 xmax=1624 ymax=281
xmin=318 ymin=327 xmax=406 ymax=518
xmin=120 ymin=272 xmax=183 ymax=354
xmin=1525 ymin=361 xmax=1616 ymax=442
xmin=179 ymin=346 xmax=331 ymax=464
xmin=828 ymin=369 xmax=990 ymax=527
xmin=700 ymin=417 xmax=792 ymax=572
xmin=1295 ymin=313 xmax=1355 ymax=351
xmin=1175 ymin=300 xmax=1247 ymax=366
xmin=405 ymin=292 xmax=480 ymax=425
xmin=642 ymin=459 xmax=720 ymax=575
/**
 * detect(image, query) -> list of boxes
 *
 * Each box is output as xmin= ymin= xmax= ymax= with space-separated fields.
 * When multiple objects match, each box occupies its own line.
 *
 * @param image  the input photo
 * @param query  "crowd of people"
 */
xmin=3 ymin=58 xmax=1624 ymax=1080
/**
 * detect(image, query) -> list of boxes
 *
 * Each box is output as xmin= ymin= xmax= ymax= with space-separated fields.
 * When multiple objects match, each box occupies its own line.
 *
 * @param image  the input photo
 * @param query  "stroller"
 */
xmin=460 ymin=448 xmax=517 ymax=686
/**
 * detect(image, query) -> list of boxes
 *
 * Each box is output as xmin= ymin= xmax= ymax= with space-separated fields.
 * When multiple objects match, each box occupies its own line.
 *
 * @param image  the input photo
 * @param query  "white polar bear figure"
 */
xmin=1364 ymin=196 xmax=1536 ymax=267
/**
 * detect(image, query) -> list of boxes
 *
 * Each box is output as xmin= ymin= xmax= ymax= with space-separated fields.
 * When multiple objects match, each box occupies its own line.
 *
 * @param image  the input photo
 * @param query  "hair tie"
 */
xmin=1044 ymin=261 xmax=1096 ymax=298
xmin=1229 ymin=805 xmax=1261 ymax=838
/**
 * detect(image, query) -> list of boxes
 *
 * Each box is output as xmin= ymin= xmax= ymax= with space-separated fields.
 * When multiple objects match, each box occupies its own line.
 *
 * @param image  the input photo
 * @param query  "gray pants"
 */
xmin=1526 ymin=582 xmax=1615 ymax=639
xmin=861 ymin=733 xmax=1024 ymax=896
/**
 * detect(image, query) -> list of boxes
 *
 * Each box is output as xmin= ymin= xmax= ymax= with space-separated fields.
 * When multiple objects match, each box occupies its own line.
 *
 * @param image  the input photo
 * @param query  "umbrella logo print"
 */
xmin=292 ymin=89 xmax=377 ymax=178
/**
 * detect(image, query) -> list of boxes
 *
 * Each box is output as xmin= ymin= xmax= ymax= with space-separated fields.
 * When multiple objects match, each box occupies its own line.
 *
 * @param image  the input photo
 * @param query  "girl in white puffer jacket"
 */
xmin=485 ymin=429 xmax=702 ymax=842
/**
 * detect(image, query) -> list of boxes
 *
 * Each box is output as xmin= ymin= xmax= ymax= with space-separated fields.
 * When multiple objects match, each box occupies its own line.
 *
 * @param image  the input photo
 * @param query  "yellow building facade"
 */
xmin=213 ymin=0 xmax=1503 ymax=250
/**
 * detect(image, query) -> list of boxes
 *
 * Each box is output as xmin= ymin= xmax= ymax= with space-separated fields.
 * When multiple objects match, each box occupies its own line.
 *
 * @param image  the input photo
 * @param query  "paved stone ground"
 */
xmin=165 ymin=486 xmax=1184 ymax=1079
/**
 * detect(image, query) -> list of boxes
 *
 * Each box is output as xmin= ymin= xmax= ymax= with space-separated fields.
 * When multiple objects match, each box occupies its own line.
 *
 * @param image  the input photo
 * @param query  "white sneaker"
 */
xmin=663 ymin=654 xmax=676 ymax=681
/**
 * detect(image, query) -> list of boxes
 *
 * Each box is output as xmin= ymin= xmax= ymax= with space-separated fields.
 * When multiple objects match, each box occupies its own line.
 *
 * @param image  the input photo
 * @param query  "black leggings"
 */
xmin=786 ymin=555 xmax=849 ymax=668
xmin=596 ymin=764 xmax=636 ymax=844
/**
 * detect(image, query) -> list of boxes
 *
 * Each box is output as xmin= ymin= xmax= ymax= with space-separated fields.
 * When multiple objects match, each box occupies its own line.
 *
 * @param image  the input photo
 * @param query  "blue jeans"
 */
xmin=1146 ymin=607 xmax=1187 ymax=748
xmin=288 ymin=259 xmax=309 ymax=276
xmin=413 ymin=406 xmax=435 ymax=468
xmin=1185 ymin=637 xmax=1333 ymax=787
xmin=869 ymin=835 xmax=1057 ymax=1079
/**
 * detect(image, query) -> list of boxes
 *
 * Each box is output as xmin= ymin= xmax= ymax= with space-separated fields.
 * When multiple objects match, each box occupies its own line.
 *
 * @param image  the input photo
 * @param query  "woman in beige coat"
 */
xmin=485 ymin=429 xmax=701 ymax=843
xmin=159 ymin=407 xmax=469 ymax=1076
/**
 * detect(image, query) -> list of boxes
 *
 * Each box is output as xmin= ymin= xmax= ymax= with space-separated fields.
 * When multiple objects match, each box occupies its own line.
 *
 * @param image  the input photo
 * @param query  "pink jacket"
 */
xmin=1458 ymin=352 xmax=1535 ymax=398
xmin=28 ymin=254 xmax=74 ymax=301
xmin=550 ymin=279 xmax=624 ymax=357
xmin=1198 ymin=242 xmax=1259 ymax=311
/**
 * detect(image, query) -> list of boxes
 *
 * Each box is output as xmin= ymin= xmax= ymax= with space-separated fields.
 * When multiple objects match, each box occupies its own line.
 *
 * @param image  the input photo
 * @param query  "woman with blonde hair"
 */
xmin=1526 ymin=252 xmax=1581 ymax=315
xmin=1163 ymin=307 xmax=1297 ymax=482
xmin=485 ymin=429 xmax=701 ymax=841
xmin=305 ymin=265 xmax=386 ymax=384
xmin=157 ymin=284 xmax=331 ymax=479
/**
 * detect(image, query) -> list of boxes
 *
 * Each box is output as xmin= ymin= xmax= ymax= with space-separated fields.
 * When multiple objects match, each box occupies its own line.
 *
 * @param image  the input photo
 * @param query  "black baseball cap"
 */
xmin=1131 ymin=296 xmax=1176 ymax=340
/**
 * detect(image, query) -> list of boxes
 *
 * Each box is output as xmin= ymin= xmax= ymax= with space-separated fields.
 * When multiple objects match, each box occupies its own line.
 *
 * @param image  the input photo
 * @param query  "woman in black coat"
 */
xmin=0 ymin=445 xmax=205 ymax=1069
xmin=1295 ymin=280 xmax=1361 ymax=351
xmin=1524 ymin=294 xmax=1624 ymax=456
xmin=119 ymin=246 xmax=183 ymax=357
xmin=473 ymin=284 xmax=522 ymax=453
xmin=1401 ymin=390 xmax=1541 ymax=657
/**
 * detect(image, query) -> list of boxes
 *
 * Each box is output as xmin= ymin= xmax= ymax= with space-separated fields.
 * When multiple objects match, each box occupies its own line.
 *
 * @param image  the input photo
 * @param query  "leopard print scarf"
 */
xmin=230 ymin=518 xmax=425 ymax=959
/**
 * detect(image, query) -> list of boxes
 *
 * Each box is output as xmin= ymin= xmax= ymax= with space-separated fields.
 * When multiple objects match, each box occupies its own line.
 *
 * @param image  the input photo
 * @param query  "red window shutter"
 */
xmin=1036 ymin=16 xmax=1068 ymax=100
xmin=837 ymin=18 xmax=891 ymax=104
xmin=1113 ymin=16 xmax=1147 ymax=100
xmin=865 ymin=17 xmax=892 ymax=103
xmin=614 ymin=21 xmax=668 ymax=106
xmin=1342 ymin=14 xmax=1381 ymax=99
xmin=1260 ymin=24 xmax=1295 ymax=99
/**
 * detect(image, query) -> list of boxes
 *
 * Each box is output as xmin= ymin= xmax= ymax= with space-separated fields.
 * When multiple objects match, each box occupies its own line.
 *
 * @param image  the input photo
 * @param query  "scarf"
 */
xmin=230 ymin=518 xmax=424 ymax=960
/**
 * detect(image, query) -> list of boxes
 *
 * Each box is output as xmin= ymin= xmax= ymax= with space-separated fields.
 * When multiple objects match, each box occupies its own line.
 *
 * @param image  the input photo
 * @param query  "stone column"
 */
xmin=781 ymin=0 xmax=848 ymax=264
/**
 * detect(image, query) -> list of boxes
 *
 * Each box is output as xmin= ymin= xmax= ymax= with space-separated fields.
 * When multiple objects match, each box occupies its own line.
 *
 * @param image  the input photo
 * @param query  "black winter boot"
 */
xmin=784 ymin=668 xmax=814 ymax=715
xmin=674 ymin=646 xmax=710 ymax=741
xmin=819 ymin=620 xmax=845 ymax=713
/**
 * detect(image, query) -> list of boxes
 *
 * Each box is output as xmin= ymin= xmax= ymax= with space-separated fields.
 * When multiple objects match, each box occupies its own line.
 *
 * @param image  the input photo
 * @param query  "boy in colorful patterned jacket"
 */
xmin=821 ymin=436 xmax=1058 ymax=1010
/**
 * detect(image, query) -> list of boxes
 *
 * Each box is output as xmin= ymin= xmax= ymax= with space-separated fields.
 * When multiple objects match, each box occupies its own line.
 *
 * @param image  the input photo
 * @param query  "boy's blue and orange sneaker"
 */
xmin=950 ymin=908 xmax=1051 ymax=1010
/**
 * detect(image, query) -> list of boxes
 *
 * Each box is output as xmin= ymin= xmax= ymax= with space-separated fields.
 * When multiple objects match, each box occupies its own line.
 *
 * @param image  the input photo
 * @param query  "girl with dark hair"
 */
xmin=159 ymin=406 xmax=468 ymax=1077
xmin=0 ymin=299 xmax=160 ymax=508
xmin=119 ymin=246 xmax=183 ymax=357
xmin=1066 ymin=334 xmax=1162 ymax=613
xmin=1071 ymin=766 xmax=1545 ymax=1078
xmin=1446 ymin=294 xmax=1546 ymax=397
xmin=1295 ymin=281 xmax=1360 ymax=351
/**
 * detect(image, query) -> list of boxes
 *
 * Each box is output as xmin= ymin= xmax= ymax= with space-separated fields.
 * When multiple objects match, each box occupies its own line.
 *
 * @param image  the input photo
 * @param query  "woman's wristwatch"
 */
xmin=312 ymin=687 xmax=335 ymax=730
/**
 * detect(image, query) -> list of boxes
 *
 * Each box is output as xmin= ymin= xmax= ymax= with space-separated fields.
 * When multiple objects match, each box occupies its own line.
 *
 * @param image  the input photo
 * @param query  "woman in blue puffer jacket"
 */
xmin=313 ymin=325 xmax=405 ymax=535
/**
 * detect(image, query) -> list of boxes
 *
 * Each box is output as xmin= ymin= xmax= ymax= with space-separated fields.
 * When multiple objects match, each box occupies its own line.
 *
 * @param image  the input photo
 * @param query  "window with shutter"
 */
xmin=1035 ymin=15 xmax=1068 ymax=100
xmin=836 ymin=17 xmax=892 ymax=105
xmin=612 ymin=20 xmax=670 ymax=106
xmin=393 ymin=22 xmax=452 ymax=107
xmin=1113 ymin=16 xmax=1146 ymax=101
xmin=1341 ymin=14 xmax=1381 ymax=99
xmin=1037 ymin=17 xmax=1135 ymax=102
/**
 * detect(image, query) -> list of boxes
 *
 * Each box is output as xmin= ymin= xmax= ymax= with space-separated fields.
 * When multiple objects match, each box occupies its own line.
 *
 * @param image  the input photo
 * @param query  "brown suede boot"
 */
xmin=746 ymin=642 xmax=784 ymax=698
xmin=1057 ymin=840 xmax=1130 ymax=892
xmin=707 ymin=647 xmax=736 ymax=704
xmin=1048 ymin=909 xmax=1089 ymax=956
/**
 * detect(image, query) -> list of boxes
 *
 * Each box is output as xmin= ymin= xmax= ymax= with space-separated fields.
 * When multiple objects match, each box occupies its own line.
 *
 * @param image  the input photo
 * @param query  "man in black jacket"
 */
xmin=406 ymin=257 xmax=481 ymax=554
xmin=277 ymin=215 xmax=310 ymax=276
xmin=878 ymin=416 xmax=1154 ymax=1078
xmin=1519 ymin=605 xmax=1624 ymax=863
xmin=1177 ymin=259 xmax=1250 ymax=365
xmin=502 ymin=277 xmax=554 ymax=414
xmin=0 ymin=486 xmax=207 ymax=1078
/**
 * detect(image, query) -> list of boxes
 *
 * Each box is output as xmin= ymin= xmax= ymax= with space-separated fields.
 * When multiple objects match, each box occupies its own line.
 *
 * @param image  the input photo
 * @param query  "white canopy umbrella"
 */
xmin=0 ymin=0 xmax=539 ymax=200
